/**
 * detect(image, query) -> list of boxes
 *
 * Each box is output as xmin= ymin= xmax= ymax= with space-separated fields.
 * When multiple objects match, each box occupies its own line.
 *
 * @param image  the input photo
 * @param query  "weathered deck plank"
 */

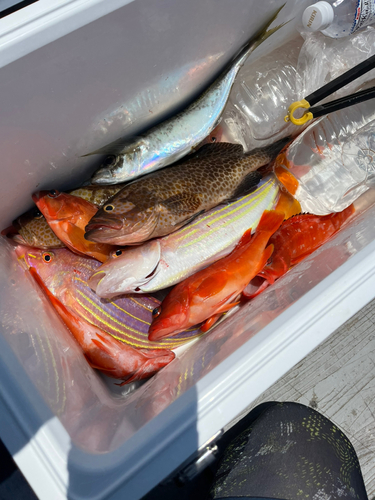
xmin=250 ymin=297 xmax=375 ymax=497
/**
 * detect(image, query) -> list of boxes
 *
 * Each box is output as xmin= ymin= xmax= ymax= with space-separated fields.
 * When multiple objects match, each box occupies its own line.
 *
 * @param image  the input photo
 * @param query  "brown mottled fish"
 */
xmin=85 ymin=139 xmax=289 ymax=246
xmin=8 ymin=206 xmax=65 ymax=249
xmin=69 ymin=184 xmax=125 ymax=207
xmin=5 ymin=184 xmax=126 ymax=250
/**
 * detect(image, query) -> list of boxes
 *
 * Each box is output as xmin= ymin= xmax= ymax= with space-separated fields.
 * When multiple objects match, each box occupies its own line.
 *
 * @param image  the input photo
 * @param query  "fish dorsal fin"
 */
xmin=82 ymin=137 xmax=144 ymax=157
xmin=197 ymin=142 xmax=244 ymax=157
xmin=176 ymin=142 xmax=244 ymax=165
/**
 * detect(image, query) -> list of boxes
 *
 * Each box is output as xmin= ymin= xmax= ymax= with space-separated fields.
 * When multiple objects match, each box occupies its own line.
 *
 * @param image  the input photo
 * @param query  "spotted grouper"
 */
xmin=84 ymin=139 xmax=289 ymax=246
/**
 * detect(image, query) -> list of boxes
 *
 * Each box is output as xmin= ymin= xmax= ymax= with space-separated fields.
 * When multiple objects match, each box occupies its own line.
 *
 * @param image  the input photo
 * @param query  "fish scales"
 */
xmin=90 ymin=6 xmax=286 ymax=184
xmin=19 ymin=247 xmax=201 ymax=350
xmin=85 ymin=141 xmax=288 ymax=246
xmin=88 ymin=176 xmax=280 ymax=297
xmin=69 ymin=184 xmax=125 ymax=207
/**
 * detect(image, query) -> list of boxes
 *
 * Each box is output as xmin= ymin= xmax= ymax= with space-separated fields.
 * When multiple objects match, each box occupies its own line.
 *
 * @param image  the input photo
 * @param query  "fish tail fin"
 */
xmin=252 ymin=4 xmax=289 ymax=51
xmin=274 ymin=190 xmax=302 ymax=219
xmin=257 ymin=210 xmax=284 ymax=235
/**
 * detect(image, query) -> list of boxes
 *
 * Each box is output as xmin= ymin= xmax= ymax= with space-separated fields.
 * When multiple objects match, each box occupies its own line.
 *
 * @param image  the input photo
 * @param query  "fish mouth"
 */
xmin=85 ymin=217 xmax=123 ymax=235
xmin=91 ymin=168 xmax=117 ymax=185
xmin=87 ymin=270 xmax=106 ymax=292
xmin=86 ymin=211 xmax=159 ymax=245
xmin=148 ymin=321 xmax=185 ymax=341
xmin=32 ymin=191 xmax=50 ymax=203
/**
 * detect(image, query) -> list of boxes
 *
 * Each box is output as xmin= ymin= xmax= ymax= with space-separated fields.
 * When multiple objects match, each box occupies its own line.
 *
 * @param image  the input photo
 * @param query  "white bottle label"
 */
xmin=351 ymin=0 xmax=375 ymax=33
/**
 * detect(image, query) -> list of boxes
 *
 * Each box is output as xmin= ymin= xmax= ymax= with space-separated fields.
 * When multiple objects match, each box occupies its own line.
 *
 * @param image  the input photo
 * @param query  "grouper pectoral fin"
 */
xmin=173 ymin=210 xmax=205 ymax=229
xmin=163 ymin=192 xmax=202 ymax=215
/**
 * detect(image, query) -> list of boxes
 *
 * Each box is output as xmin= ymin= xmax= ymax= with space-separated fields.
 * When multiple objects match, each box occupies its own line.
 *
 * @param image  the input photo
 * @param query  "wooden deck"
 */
xmin=250 ymin=296 xmax=375 ymax=498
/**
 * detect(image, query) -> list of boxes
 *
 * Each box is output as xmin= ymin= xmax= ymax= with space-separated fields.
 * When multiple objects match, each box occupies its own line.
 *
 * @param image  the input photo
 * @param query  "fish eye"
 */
xmin=113 ymin=249 xmax=122 ymax=257
xmin=32 ymin=208 xmax=43 ymax=219
xmin=42 ymin=252 xmax=54 ymax=263
xmin=48 ymin=190 xmax=60 ymax=198
xmin=152 ymin=307 xmax=161 ymax=318
xmin=104 ymin=204 xmax=115 ymax=212
xmin=211 ymin=136 xmax=216 ymax=142
xmin=103 ymin=155 xmax=116 ymax=167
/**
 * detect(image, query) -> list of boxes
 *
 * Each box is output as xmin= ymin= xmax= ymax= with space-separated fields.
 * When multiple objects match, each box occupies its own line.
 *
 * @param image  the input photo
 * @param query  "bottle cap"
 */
xmin=302 ymin=1 xmax=334 ymax=32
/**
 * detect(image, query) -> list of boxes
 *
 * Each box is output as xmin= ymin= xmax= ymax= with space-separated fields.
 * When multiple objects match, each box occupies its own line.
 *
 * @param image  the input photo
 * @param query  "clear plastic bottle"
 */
xmin=302 ymin=0 xmax=375 ymax=38
xmin=219 ymin=38 xmax=304 ymax=152
xmin=273 ymin=100 xmax=375 ymax=215
xmin=219 ymin=28 xmax=375 ymax=152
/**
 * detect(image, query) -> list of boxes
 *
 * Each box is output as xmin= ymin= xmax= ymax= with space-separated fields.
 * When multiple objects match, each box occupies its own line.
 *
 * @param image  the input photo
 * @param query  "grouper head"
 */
xmin=84 ymin=191 xmax=159 ymax=246
xmin=88 ymin=240 xmax=161 ymax=298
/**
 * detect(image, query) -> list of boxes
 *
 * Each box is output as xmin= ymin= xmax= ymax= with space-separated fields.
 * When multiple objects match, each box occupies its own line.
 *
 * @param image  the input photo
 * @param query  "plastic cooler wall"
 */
xmin=1 ymin=1 xmax=374 ymax=500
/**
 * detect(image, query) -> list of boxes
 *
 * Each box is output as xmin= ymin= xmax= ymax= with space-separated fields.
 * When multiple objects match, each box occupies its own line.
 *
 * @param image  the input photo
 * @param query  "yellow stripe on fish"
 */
xmin=74 ymin=276 xmax=152 ymax=325
xmin=180 ymin=179 xmax=274 ymax=249
xmin=74 ymin=289 xmax=202 ymax=349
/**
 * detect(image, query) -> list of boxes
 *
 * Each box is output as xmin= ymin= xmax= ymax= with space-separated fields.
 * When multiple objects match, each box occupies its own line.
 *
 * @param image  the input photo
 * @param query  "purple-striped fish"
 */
xmin=17 ymin=246 xmax=202 ymax=350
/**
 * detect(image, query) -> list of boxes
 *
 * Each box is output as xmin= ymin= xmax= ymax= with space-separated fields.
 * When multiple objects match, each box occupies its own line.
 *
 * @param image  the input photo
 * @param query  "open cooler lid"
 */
xmin=0 ymin=0 xmax=374 ymax=499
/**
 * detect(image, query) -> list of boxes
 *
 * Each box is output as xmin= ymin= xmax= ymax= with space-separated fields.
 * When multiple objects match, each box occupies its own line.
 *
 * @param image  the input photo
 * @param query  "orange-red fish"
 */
xmin=28 ymin=265 xmax=175 ymax=384
xmin=32 ymin=190 xmax=115 ymax=262
xmin=243 ymin=204 xmax=355 ymax=299
xmin=148 ymin=210 xmax=284 ymax=340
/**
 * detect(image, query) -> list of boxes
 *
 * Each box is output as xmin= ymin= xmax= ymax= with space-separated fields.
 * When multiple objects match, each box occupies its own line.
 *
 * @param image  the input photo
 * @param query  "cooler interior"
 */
xmin=0 ymin=0 xmax=375 ymax=499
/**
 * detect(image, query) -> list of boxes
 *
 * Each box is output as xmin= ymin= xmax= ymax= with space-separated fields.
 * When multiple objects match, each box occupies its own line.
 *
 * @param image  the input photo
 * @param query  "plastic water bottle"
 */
xmin=219 ymin=38 xmax=304 ymax=152
xmin=302 ymin=0 xmax=375 ymax=38
xmin=273 ymin=100 xmax=375 ymax=215
xmin=219 ymin=28 xmax=375 ymax=152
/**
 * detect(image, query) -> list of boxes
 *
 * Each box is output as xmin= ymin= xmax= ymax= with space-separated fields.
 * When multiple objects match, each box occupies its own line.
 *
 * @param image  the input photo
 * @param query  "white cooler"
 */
xmin=0 ymin=1 xmax=374 ymax=499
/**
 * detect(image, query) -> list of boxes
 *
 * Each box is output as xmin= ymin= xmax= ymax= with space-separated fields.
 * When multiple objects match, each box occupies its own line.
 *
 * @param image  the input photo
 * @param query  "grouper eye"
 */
xmin=104 ymin=204 xmax=115 ymax=212
xmin=113 ymin=249 xmax=122 ymax=257
xmin=152 ymin=307 xmax=161 ymax=318
xmin=33 ymin=209 xmax=43 ymax=219
xmin=103 ymin=155 xmax=116 ymax=167
xmin=48 ymin=190 xmax=60 ymax=198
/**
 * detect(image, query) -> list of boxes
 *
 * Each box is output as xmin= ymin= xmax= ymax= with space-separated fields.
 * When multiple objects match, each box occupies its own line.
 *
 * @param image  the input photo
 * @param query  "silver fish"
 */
xmin=88 ymin=176 xmax=279 ymax=297
xmin=89 ymin=6 xmax=286 ymax=185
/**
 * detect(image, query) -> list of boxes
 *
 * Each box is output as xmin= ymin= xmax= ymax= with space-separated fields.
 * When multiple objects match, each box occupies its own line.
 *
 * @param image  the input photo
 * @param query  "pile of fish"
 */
xmin=2 ymin=6 xmax=356 ymax=385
